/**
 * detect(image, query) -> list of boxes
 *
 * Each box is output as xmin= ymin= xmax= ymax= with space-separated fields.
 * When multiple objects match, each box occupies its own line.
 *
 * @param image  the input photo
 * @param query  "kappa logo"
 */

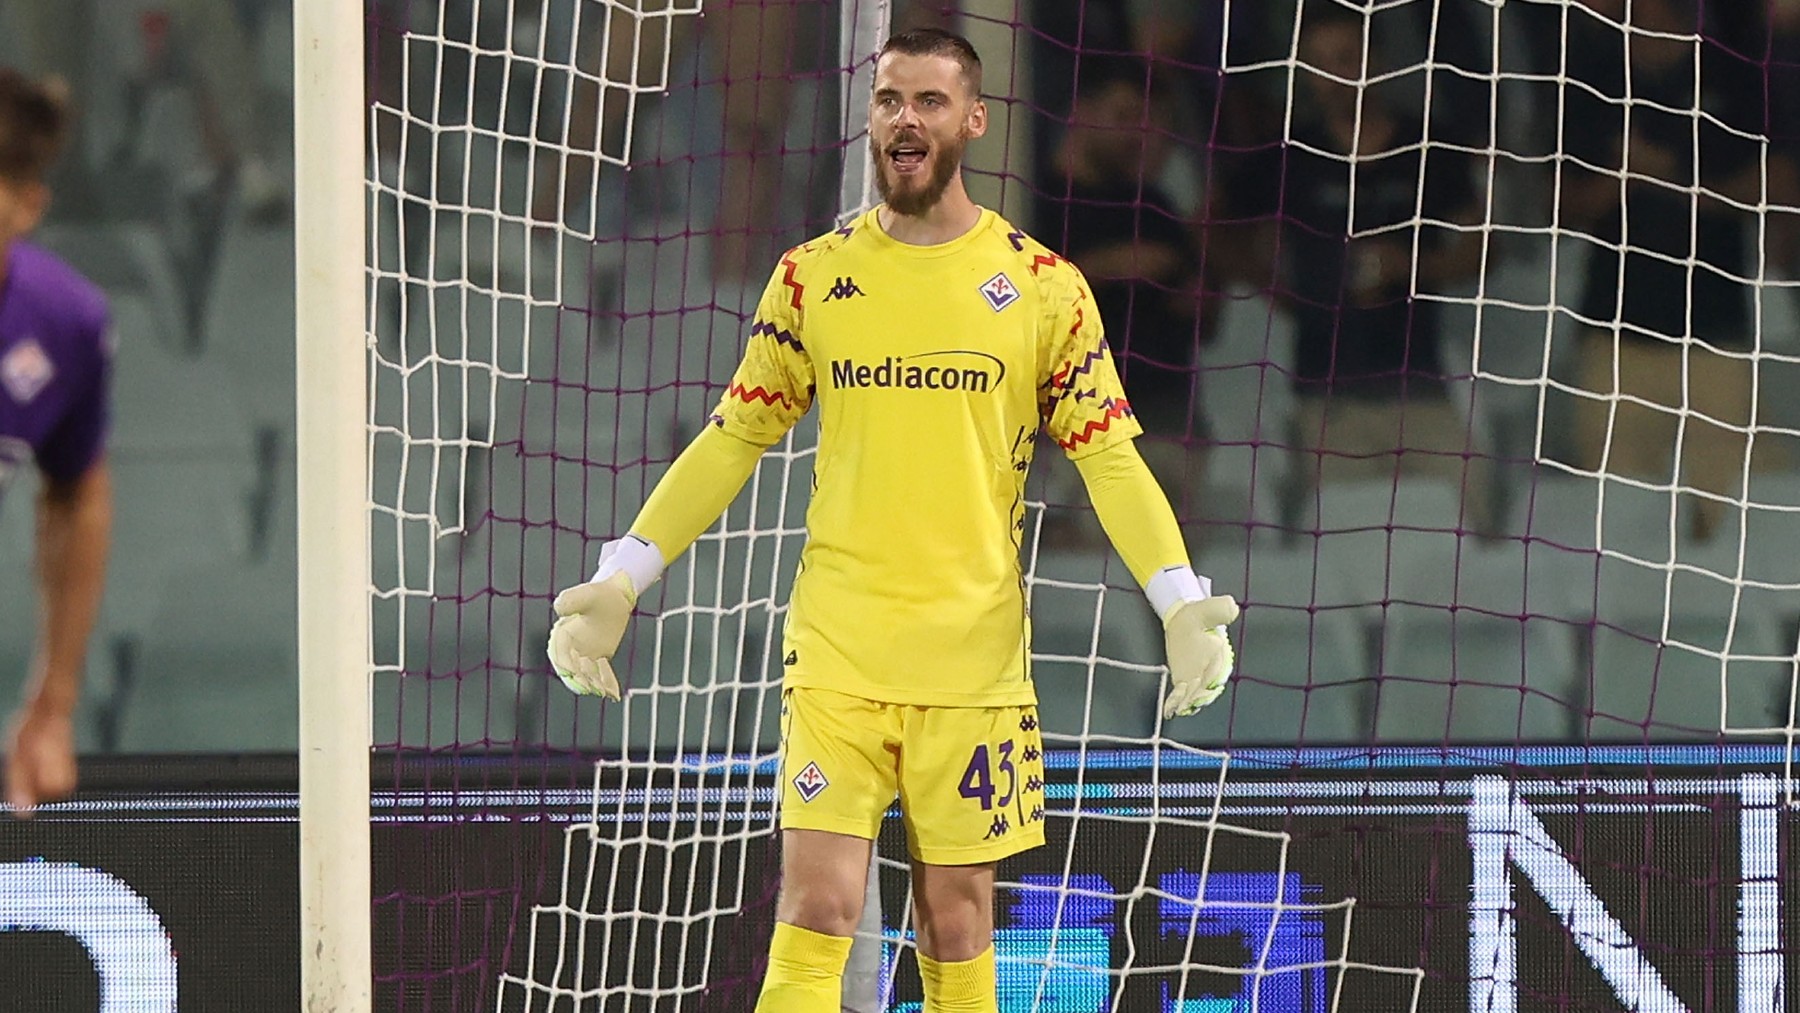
xmin=792 ymin=761 xmax=829 ymax=803
xmin=978 ymin=271 xmax=1019 ymax=312
xmin=822 ymin=276 xmax=867 ymax=301
xmin=2 ymin=338 xmax=55 ymax=404
xmin=784 ymin=649 xmax=798 ymax=666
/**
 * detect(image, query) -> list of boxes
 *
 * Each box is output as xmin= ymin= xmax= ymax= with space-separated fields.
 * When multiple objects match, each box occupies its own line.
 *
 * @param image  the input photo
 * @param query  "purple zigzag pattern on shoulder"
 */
xmin=1043 ymin=336 xmax=1112 ymax=417
xmin=1006 ymin=229 xmax=1026 ymax=251
xmin=1060 ymin=339 xmax=1110 ymax=386
xmin=835 ymin=222 xmax=856 ymax=238
xmin=751 ymin=319 xmax=805 ymax=354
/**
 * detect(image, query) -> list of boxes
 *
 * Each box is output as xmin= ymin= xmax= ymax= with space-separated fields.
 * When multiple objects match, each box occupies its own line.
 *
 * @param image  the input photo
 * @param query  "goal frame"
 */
xmin=295 ymin=0 xmax=372 ymax=1009
xmin=294 ymin=2 xmax=897 ymax=1007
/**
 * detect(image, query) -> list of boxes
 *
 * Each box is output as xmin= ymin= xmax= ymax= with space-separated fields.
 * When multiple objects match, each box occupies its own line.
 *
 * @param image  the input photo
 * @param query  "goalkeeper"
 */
xmin=549 ymin=27 xmax=1237 ymax=1013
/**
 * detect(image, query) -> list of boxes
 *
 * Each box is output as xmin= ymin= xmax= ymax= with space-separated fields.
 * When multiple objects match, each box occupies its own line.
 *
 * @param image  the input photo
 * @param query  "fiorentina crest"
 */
xmin=791 ymin=761 xmax=829 ymax=803
xmin=979 ymin=272 xmax=1019 ymax=312
xmin=1 ymin=338 xmax=54 ymax=404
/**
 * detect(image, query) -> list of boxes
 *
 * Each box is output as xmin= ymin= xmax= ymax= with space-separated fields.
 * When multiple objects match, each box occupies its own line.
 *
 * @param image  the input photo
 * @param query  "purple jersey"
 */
xmin=0 ymin=241 xmax=110 ymax=498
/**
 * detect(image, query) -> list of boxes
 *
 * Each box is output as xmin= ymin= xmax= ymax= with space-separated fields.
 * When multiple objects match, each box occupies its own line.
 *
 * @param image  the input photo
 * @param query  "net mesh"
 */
xmin=359 ymin=0 xmax=1798 ymax=1009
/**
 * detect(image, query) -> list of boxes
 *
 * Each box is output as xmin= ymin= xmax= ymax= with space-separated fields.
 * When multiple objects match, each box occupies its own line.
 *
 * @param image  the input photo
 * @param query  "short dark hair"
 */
xmin=0 ymin=69 xmax=68 ymax=184
xmin=877 ymin=28 xmax=983 ymax=96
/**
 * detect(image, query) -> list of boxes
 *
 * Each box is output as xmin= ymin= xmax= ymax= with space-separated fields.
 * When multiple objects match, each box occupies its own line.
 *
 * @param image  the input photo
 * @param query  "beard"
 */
xmin=872 ymin=130 xmax=966 ymax=216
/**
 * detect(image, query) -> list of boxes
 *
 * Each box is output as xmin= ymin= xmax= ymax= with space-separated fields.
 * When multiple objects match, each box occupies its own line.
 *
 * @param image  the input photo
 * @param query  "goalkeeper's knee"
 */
xmin=754 ymin=922 xmax=853 ymax=1013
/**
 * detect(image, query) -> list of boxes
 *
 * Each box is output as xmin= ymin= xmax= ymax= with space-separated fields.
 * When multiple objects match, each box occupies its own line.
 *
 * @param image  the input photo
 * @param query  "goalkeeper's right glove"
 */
xmin=546 ymin=535 xmax=665 ymax=699
xmin=547 ymin=572 xmax=636 ymax=699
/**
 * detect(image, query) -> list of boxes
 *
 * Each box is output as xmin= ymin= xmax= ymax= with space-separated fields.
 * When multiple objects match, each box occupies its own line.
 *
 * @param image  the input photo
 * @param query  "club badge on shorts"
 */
xmin=1 ymin=338 xmax=55 ymax=404
xmin=791 ymin=761 xmax=829 ymax=802
xmin=979 ymin=272 xmax=1019 ymax=312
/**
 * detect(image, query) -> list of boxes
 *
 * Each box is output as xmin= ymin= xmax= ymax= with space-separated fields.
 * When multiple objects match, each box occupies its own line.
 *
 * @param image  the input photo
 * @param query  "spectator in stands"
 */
xmin=1230 ymin=6 xmax=1488 ymax=526
xmin=1559 ymin=0 xmax=1764 ymax=540
xmin=1769 ymin=0 xmax=1800 ymax=271
xmin=1045 ymin=57 xmax=1213 ymax=528
xmin=529 ymin=0 xmax=843 ymax=284
xmin=3 ymin=0 xmax=284 ymax=218
xmin=0 ymin=70 xmax=113 ymax=816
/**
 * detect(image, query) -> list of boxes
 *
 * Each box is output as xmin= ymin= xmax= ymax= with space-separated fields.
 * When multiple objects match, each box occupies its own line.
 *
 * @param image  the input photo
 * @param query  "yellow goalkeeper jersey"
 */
xmin=709 ymin=206 xmax=1142 ymax=707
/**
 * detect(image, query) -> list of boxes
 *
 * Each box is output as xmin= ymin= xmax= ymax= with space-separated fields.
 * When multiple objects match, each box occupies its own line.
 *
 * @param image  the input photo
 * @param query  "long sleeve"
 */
xmin=628 ymin=424 xmax=767 ymax=564
xmin=1073 ymin=438 xmax=1188 ymax=588
xmin=631 ymin=250 xmax=815 ymax=562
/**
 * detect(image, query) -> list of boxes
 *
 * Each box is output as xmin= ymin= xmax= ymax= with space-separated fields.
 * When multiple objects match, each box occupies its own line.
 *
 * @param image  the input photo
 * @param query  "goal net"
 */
xmin=354 ymin=0 xmax=1796 ymax=1009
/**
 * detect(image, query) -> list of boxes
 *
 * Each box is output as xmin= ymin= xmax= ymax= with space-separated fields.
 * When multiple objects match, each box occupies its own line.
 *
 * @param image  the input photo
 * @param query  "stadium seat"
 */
xmin=116 ymin=557 xmax=298 ymax=752
xmin=368 ymin=524 xmax=534 ymax=751
xmin=521 ymin=531 xmax=798 ymax=754
xmin=200 ymin=221 xmax=295 ymax=427
xmin=1309 ymin=474 xmax=1473 ymax=531
xmin=106 ymin=295 xmax=258 ymax=640
xmin=1721 ymin=471 xmax=1800 ymax=599
xmin=110 ymin=293 xmax=257 ymax=460
xmin=531 ymin=605 xmax=785 ymax=755
xmin=1516 ymin=472 xmax=1685 ymax=564
xmin=1374 ymin=540 xmax=1592 ymax=743
xmin=1586 ymin=554 xmax=1790 ymax=741
xmin=1196 ymin=538 xmax=1373 ymax=747
xmin=1304 ymin=477 xmax=1470 ymax=605
xmin=1198 ymin=439 xmax=1286 ymax=539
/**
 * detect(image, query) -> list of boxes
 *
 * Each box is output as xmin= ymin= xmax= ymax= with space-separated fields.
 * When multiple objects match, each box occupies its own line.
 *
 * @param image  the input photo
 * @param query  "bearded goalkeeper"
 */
xmin=548 ymin=27 xmax=1238 ymax=1013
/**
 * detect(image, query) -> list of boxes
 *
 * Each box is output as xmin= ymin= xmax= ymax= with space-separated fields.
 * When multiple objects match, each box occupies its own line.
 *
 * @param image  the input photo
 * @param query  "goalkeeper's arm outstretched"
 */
xmin=547 ymin=408 xmax=1239 ymax=719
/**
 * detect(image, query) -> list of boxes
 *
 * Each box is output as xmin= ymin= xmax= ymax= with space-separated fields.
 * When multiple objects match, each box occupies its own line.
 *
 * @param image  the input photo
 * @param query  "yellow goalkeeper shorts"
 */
xmin=777 ymin=686 xmax=1047 ymax=865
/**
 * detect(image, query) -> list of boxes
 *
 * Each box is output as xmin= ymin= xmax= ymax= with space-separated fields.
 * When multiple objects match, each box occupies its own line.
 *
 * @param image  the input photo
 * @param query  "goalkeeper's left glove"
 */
xmin=1160 ymin=594 xmax=1240 ymax=719
xmin=1144 ymin=565 xmax=1239 ymax=719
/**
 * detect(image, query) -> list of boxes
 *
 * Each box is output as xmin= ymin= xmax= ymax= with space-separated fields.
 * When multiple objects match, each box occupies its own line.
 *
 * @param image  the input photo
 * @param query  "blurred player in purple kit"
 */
xmin=0 ymin=70 xmax=113 ymax=817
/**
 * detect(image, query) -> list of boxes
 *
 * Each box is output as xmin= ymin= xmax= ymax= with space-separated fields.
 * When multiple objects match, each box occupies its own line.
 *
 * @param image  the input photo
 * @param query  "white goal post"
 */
xmin=294 ymin=0 xmax=371 ymax=1010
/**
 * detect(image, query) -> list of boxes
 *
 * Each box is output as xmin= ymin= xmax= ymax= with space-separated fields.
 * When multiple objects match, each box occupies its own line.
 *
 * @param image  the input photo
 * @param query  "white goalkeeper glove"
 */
xmin=1160 ymin=595 xmax=1241 ymax=719
xmin=546 ymin=536 xmax=664 ymax=699
xmin=1145 ymin=565 xmax=1239 ymax=719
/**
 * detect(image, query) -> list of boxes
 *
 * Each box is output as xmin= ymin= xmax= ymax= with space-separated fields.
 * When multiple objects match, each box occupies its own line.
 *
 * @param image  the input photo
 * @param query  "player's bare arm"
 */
xmin=6 ymin=458 xmax=110 ymax=815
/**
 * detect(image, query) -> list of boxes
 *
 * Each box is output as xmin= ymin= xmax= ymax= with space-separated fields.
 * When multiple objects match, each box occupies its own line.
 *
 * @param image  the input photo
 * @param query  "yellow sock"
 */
xmin=918 ymin=946 xmax=999 ymax=1013
xmin=754 ymin=922 xmax=853 ymax=1013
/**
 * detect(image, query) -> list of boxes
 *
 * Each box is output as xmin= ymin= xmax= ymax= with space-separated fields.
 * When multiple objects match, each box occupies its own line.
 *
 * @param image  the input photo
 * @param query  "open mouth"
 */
xmin=888 ymin=144 xmax=927 ymax=174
